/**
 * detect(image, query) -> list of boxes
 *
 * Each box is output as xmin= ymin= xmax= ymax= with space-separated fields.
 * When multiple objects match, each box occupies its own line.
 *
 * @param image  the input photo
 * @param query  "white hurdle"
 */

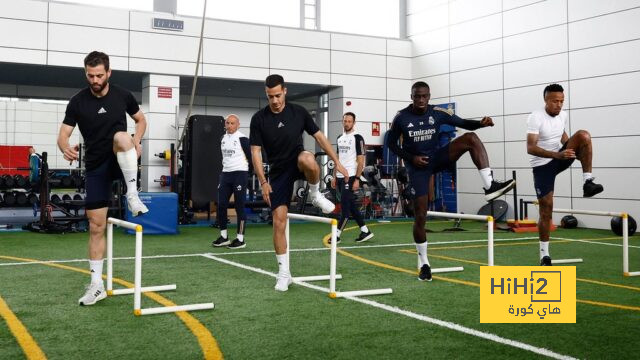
xmin=106 ymin=217 xmax=215 ymax=315
xmin=286 ymin=213 xmax=392 ymax=298
xmin=549 ymin=208 xmax=638 ymax=276
xmin=427 ymin=211 xmax=493 ymax=268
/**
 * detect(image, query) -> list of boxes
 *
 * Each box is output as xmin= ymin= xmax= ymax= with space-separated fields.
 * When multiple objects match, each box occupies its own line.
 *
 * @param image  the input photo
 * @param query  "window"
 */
xmin=321 ymin=0 xmax=400 ymax=38
xmin=51 ymin=0 xmax=153 ymax=11
xmin=177 ymin=0 xmax=300 ymax=28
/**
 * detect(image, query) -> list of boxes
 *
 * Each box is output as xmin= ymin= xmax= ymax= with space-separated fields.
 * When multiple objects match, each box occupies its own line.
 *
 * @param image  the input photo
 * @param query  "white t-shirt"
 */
xmin=336 ymin=131 xmax=365 ymax=179
xmin=221 ymin=131 xmax=249 ymax=172
xmin=526 ymin=108 xmax=568 ymax=167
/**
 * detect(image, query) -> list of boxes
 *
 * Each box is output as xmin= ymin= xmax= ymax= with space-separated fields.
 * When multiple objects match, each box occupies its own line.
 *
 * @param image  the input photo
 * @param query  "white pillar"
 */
xmin=141 ymin=74 xmax=180 ymax=192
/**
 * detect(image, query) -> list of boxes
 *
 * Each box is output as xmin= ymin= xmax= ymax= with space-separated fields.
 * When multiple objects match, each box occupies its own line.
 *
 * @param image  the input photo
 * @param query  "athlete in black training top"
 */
xmin=250 ymin=74 xmax=348 ymax=292
xmin=57 ymin=51 xmax=148 ymax=306
xmin=388 ymin=81 xmax=515 ymax=282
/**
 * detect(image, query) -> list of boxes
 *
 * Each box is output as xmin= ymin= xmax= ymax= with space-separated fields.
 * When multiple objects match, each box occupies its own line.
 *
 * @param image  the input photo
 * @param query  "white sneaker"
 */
xmin=310 ymin=193 xmax=335 ymax=214
xmin=127 ymin=193 xmax=149 ymax=217
xmin=274 ymin=274 xmax=292 ymax=292
xmin=78 ymin=282 xmax=106 ymax=306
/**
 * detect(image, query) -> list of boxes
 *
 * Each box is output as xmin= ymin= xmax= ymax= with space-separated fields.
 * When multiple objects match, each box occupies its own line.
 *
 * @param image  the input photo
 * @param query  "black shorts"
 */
xmin=85 ymin=155 xmax=123 ymax=210
xmin=407 ymin=144 xmax=454 ymax=198
xmin=268 ymin=163 xmax=304 ymax=210
xmin=533 ymin=151 xmax=575 ymax=199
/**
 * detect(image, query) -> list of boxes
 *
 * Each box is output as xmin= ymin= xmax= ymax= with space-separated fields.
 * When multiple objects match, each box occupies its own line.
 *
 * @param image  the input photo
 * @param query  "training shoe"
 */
xmin=540 ymin=256 xmax=552 ymax=266
xmin=583 ymin=179 xmax=603 ymax=197
xmin=484 ymin=179 xmax=516 ymax=201
xmin=227 ymin=238 xmax=246 ymax=249
xmin=418 ymin=264 xmax=432 ymax=281
xmin=311 ymin=193 xmax=335 ymax=214
xmin=212 ymin=236 xmax=230 ymax=247
xmin=328 ymin=236 xmax=341 ymax=245
xmin=126 ymin=193 xmax=149 ymax=217
xmin=78 ymin=282 xmax=106 ymax=306
xmin=274 ymin=274 xmax=293 ymax=292
xmin=355 ymin=231 xmax=374 ymax=243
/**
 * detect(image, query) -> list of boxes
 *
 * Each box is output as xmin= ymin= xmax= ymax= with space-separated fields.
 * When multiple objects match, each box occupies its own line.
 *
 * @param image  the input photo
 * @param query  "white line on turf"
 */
xmin=2 ymin=235 xmax=632 ymax=266
xmin=552 ymin=237 xmax=640 ymax=249
xmin=0 ymin=253 xmax=206 ymax=266
xmin=0 ymin=237 xmax=539 ymax=266
xmin=201 ymin=253 xmax=577 ymax=360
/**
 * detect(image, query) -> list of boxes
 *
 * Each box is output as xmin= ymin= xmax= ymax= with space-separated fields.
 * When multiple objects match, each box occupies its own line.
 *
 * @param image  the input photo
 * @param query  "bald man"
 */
xmin=212 ymin=114 xmax=252 ymax=249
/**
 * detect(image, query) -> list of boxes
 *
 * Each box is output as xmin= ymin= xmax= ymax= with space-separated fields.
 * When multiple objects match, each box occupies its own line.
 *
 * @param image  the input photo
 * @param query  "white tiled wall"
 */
xmin=408 ymin=0 xmax=640 ymax=229
xmin=0 ymin=0 xmax=411 ymax=156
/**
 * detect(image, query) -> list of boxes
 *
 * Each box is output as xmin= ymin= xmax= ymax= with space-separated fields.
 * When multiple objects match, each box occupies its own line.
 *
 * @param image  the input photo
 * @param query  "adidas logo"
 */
xmin=128 ymin=179 xmax=136 ymax=183
xmin=407 ymin=123 xmax=414 ymax=128
xmin=278 ymin=122 xmax=284 ymax=128
xmin=98 ymin=107 xmax=107 ymax=114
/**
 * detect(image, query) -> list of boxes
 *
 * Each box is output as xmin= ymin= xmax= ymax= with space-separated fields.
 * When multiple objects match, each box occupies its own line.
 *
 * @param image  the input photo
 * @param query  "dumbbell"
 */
xmin=72 ymin=175 xmax=84 ymax=188
xmin=50 ymin=194 xmax=62 ymax=205
xmin=1 ymin=175 xmax=15 ymax=188
xmin=154 ymin=175 xmax=171 ymax=187
xmin=15 ymin=192 xmax=28 ymax=206
xmin=60 ymin=175 xmax=73 ymax=188
xmin=3 ymin=192 xmax=16 ymax=206
xmin=73 ymin=194 xmax=84 ymax=201
xmin=14 ymin=175 xmax=28 ymax=188
xmin=62 ymin=194 xmax=72 ymax=202
xmin=27 ymin=193 xmax=39 ymax=205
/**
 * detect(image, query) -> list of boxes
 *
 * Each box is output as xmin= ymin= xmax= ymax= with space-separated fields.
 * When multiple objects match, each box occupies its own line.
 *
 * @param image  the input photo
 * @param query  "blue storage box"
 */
xmin=125 ymin=192 xmax=178 ymax=234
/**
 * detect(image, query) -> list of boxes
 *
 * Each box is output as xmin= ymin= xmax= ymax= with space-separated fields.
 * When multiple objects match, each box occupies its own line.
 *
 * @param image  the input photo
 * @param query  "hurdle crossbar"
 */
xmin=106 ymin=217 xmax=214 ymax=315
xmin=427 ymin=211 xmax=492 ymax=267
xmin=548 ymin=207 xmax=638 ymax=276
xmin=286 ymin=213 xmax=392 ymax=298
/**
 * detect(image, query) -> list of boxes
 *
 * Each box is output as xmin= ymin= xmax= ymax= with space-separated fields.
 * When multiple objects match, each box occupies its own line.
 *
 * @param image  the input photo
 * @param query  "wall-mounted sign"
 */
xmin=152 ymin=18 xmax=184 ymax=31
xmin=157 ymin=87 xmax=173 ymax=99
xmin=372 ymin=122 xmax=380 ymax=136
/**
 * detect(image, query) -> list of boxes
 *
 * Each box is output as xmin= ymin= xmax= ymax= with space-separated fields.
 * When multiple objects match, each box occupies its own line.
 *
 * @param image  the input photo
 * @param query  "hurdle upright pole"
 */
xmin=106 ymin=222 xmax=113 ymax=294
xmin=329 ymin=219 xmax=338 ymax=294
xmin=623 ymin=213 xmax=629 ymax=275
xmin=488 ymin=216 xmax=494 ymax=266
xmin=133 ymin=224 xmax=143 ymax=315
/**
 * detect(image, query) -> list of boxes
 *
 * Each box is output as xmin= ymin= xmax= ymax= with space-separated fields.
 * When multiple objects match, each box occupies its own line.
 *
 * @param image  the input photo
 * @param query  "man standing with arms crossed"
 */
xmin=331 ymin=112 xmax=373 ymax=244
xmin=58 ymin=51 xmax=148 ymax=305
xmin=250 ymin=74 xmax=348 ymax=291
xmin=212 ymin=114 xmax=251 ymax=249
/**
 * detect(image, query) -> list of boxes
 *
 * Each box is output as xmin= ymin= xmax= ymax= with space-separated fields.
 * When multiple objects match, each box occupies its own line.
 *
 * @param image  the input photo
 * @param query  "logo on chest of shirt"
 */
xmin=278 ymin=122 xmax=284 ymax=128
xmin=428 ymin=116 xmax=435 ymax=125
xmin=408 ymin=128 xmax=436 ymax=142
xmin=407 ymin=122 xmax=414 ymax=128
xmin=98 ymin=107 xmax=107 ymax=114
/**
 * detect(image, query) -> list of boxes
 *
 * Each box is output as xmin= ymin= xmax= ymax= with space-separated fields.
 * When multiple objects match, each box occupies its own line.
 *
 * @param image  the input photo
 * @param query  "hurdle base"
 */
xmin=293 ymin=274 xmax=342 ymax=282
xmin=109 ymin=284 xmax=177 ymax=296
xmin=330 ymin=288 xmax=393 ymax=298
xmin=431 ymin=266 xmax=464 ymax=274
xmin=135 ymin=303 xmax=215 ymax=316
xmin=623 ymin=271 xmax=640 ymax=277
xmin=551 ymin=259 xmax=583 ymax=265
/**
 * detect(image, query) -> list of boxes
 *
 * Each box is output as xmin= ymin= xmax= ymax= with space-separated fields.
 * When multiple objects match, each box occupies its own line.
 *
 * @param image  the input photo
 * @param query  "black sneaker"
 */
xmin=227 ymin=238 xmax=246 ymax=249
xmin=583 ymin=179 xmax=603 ymax=197
xmin=418 ymin=264 xmax=432 ymax=281
xmin=484 ymin=179 xmax=516 ymax=201
xmin=355 ymin=231 xmax=374 ymax=243
xmin=540 ymin=256 xmax=552 ymax=266
xmin=328 ymin=236 xmax=341 ymax=245
xmin=212 ymin=236 xmax=230 ymax=247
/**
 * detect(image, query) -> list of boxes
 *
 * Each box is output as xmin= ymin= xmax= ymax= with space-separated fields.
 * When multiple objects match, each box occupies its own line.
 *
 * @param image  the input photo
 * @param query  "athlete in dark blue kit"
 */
xmin=388 ymin=81 xmax=515 ymax=281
